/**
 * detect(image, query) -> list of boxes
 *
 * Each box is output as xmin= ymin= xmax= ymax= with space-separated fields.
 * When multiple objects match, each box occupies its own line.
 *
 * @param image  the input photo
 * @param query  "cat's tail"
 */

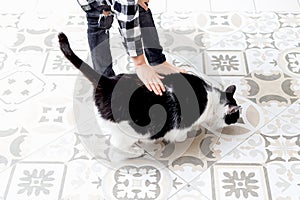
xmin=58 ymin=32 xmax=108 ymax=86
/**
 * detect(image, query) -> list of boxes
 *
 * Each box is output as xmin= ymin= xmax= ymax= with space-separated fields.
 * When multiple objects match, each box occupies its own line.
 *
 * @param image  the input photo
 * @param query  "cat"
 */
xmin=58 ymin=32 xmax=241 ymax=158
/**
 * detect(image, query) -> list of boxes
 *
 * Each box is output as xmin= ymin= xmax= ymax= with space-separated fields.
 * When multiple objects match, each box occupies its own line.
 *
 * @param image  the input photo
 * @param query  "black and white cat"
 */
xmin=58 ymin=32 xmax=241 ymax=158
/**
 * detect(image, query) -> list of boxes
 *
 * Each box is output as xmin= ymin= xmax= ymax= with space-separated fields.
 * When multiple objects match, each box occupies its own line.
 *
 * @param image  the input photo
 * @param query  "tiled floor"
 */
xmin=1 ymin=0 xmax=300 ymax=200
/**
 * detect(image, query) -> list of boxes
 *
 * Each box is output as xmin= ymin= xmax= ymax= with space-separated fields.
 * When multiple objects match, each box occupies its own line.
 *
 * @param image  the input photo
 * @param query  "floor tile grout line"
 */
xmin=209 ymin=0 xmax=212 ymax=12
xmin=252 ymin=0 xmax=257 ymax=13
xmin=185 ymin=183 xmax=211 ymax=200
xmin=166 ymin=184 xmax=189 ymax=200
xmin=167 ymin=183 xmax=211 ymax=200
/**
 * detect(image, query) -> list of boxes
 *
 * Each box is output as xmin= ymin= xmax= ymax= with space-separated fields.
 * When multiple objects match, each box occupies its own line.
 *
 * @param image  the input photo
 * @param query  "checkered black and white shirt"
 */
xmin=78 ymin=0 xmax=143 ymax=57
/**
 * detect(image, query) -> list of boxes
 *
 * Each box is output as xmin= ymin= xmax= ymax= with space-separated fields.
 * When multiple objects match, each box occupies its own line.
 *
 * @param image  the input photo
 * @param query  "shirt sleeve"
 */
xmin=112 ymin=0 xmax=143 ymax=57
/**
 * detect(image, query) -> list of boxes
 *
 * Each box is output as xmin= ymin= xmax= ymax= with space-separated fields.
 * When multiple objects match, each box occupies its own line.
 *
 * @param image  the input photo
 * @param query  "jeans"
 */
xmin=86 ymin=2 xmax=166 ymax=77
xmin=86 ymin=2 xmax=115 ymax=77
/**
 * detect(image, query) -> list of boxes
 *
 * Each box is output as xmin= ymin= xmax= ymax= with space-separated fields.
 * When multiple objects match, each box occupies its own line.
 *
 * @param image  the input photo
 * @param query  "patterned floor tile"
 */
xmin=266 ymin=162 xmax=300 ymax=200
xmin=196 ymin=12 xmax=249 ymax=36
xmin=245 ymin=32 xmax=277 ymax=49
xmin=3 ymin=161 xmax=67 ymax=200
xmin=259 ymin=119 xmax=300 ymax=164
xmin=203 ymin=50 xmax=249 ymax=77
xmin=3 ymin=89 xmax=81 ymax=134
xmin=62 ymin=156 xmax=187 ymax=200
xmin=0 ymin=123 xmax=81 ymax=173
xmin=278 ymin=47 xmax=300 ymax=79
xmin=221 ymin=117 xmax=300 ymax=164
xmin=211 ymin=163 xmax=271 ymax=200
xmin=207 ymin=31 xmax=247 ymax=51
xmin=0 ymin=119 xmax=33 ymax=171
xmin=0 ymin=87 xmax=94 ymax=172
xmin=140 ymin=127 xmax=222 ymax=182
xmin=241 ymin=12 xmax=280 ymax=34
xmin=99 ymin=157 xmax=186 ymax=200
xmin=1 ymin=130 xmax=187 ymax=200
xmin=60 ymin=159 xmax=108 ymax=200
xmin=274 ymin=28 xmax=300 ymax=51
xmin=191 ymin=163 xmax=272 ymax=200
xmin=240 ymin=67 xmax=300 ymax=115
xmin=0 ymin=45 xmax=20 ymax=76
xmin=191 ymin=116 xmax=300 ymax=199
xmin=42 ymin=50 xmax=86 ymax=76
xmin=0 ymin=70 xmax=46 ymax=106
xmin=277 ymin=13 xmax=300 ymax=28
xmin=158 ymin=12 xmax=252 ymax=57
xmin=0 ymin=67 xmax=62 ymax=115
xmin=216 ymin=133 xmax=267 ymax=164
xmin=246 ymin=48 xmax=279 ymax=73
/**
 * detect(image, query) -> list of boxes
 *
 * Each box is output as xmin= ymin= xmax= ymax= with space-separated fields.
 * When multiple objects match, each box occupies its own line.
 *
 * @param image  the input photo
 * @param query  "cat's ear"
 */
xmin=225 ymin=85 xmax=236 ymax=99
xmin=227 ymin=105 xmax=241 ymax=115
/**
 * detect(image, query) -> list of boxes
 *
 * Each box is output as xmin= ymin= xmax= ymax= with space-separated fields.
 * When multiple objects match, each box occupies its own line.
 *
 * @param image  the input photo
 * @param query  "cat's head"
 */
xmin=223 ymin=85 xmax=241 ymax=125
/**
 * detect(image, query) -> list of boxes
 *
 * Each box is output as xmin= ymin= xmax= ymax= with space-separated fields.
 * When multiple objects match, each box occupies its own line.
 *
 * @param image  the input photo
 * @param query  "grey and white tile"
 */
xmin=191 ymin=117 xmax=300 ymax=200
xmin=3 ymin=161 xmax=67 ymax=200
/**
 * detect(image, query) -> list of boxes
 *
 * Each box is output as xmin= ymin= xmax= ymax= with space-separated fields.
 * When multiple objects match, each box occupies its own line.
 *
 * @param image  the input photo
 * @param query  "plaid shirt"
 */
xmin=79 ymin=0 xmax=143 ymax=57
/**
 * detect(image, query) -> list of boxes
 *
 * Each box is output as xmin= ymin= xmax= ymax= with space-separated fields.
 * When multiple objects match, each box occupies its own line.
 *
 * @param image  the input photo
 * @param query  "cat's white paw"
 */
xmin=175 ymin=134 xmax=187 ymax=142
xmin=126 ymin=145 xmax=145 ymax=158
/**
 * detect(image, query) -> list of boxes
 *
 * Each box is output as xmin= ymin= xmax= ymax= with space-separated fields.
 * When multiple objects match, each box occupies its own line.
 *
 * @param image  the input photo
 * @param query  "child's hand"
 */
xmin=138 ymin=0 xmax=149 ymax=11
xmin=135 ymin=64 xmax=165 ymax=96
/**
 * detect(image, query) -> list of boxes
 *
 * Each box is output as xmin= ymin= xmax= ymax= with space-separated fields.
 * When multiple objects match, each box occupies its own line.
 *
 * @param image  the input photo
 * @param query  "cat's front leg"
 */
xmin=175 ymin=132 xmax=187 ymax=142
xmin=164 ymin=129 xmax=188 ymax=143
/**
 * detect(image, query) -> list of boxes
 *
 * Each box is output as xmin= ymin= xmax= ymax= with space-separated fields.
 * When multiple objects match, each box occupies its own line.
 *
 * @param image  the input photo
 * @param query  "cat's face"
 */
xmin=223 ymin=85 xmax=241 ymax=125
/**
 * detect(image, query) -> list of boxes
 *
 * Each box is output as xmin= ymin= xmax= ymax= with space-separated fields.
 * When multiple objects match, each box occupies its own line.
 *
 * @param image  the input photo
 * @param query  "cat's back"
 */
xmin=95 ymin=73 xmax=210 ymax=139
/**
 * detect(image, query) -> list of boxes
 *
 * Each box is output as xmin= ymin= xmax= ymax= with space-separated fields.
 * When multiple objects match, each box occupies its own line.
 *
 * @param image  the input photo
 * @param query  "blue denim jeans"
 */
xmin=86 ymin=2 xmax=166 ymax=77
xmin=86 ymin=2 xmax=115 ymax=77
